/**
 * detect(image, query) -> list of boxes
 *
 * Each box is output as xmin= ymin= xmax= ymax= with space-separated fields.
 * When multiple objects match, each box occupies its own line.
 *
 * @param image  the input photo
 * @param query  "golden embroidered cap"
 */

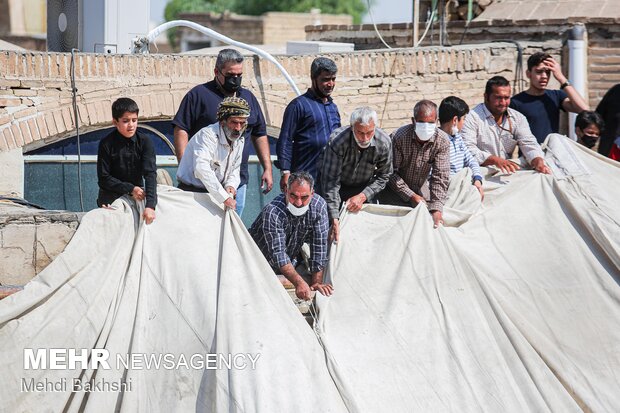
xmin=216 ymin=97 xmax=251 ymax=121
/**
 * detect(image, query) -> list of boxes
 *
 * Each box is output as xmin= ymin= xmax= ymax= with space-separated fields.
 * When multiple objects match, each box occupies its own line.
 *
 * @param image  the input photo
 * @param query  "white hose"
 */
xmin=416 ymin=10 xmax=435 ymax=47
xmin=133 ymin=20 xmax=301 ymax=96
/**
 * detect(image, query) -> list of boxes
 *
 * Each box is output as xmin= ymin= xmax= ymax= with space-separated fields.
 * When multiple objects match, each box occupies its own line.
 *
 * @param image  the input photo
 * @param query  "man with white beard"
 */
xmin=317 ymin=106 xmax=392 ymax=242
xmin=176 ymin=97 xmax=250 ymax=211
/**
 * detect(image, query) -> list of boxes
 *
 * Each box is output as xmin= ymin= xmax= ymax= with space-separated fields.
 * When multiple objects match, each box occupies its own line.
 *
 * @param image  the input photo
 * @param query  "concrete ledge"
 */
xmin=0 ymin=201 xmax=82 ymax=285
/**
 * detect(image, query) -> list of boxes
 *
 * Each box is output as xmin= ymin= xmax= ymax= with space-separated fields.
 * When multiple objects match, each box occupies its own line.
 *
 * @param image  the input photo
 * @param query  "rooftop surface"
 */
xmin=477 ymin=0 xmax=620 ymax=20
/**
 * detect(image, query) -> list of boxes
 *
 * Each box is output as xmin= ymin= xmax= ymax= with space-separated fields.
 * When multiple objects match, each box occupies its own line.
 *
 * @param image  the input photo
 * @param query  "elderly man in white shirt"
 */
xmin=176 ymin=97 xmax=250 ymax=210
xmin=461 ymin=76 xmax=551 ymax=175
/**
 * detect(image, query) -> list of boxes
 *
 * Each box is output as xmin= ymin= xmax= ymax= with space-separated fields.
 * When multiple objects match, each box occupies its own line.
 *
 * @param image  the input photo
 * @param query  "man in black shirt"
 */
xmin=97 ymin=98 xmax=157 ymax=224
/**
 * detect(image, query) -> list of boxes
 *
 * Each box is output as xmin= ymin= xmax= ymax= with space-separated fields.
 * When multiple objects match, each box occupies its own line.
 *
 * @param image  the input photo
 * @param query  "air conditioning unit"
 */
xmin=47 ymin=0 xmax=150 ymax=54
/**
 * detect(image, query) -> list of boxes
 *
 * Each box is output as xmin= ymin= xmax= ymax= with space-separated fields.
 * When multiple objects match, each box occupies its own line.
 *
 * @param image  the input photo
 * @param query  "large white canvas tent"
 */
xmin=1 ymin=135 xmax=619 ymax=412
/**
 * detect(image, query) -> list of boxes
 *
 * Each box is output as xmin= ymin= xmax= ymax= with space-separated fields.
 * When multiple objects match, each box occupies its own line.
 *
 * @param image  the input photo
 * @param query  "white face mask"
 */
xmin=450 ymin=123 xmax=459 ymax=136
xmin=287 ymin=202 xmax=309 ymax=216
xmin=415 ymin=122 xmax=436 ymax=141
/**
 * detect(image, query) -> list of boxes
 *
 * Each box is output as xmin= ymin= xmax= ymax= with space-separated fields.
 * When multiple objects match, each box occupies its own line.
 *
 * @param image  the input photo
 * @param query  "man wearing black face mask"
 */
xmin=172 ymin=48 xmax=273 ymax=217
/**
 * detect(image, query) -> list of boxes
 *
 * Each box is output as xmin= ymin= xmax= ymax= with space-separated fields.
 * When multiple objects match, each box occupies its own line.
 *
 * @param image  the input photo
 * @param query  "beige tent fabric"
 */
xmin=0 ymin=190 xmax=347 ymax=412
xmin=1 ymin=134 xmax=619 ymax=412
xmin=316 ymin=135 xmax=620 ymax=412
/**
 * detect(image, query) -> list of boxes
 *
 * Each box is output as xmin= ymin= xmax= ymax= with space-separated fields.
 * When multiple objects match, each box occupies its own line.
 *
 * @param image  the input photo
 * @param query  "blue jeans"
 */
xmin=235 ymin=184 xmax=247 ymax=217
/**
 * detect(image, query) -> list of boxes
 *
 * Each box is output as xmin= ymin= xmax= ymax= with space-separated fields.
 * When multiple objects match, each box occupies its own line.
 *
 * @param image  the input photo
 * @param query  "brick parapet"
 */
xmin=0 ymin=43 xmax=517 ymax=152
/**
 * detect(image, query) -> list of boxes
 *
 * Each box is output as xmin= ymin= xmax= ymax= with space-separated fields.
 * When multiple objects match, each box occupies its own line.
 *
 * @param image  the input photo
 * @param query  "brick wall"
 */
xmin=180 ymin=12 xmax=264 ymax=48
xmin=261 ymin=12 xmax=352 ymax=45
xmin=0 ymin=44 xmax=519 ymax=153
xmin=178 ymin=11 xmax=351 ymax=50
xmin=588 ymin=22 xmax=620 ymax=108
xmin=0 ymin=52 xmax=212 ymax=152
xmin=306 ymin=17 xmax=620 ymax=109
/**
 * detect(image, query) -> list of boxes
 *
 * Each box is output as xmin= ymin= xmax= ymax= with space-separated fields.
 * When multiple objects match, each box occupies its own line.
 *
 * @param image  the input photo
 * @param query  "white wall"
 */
xmin=0 ymin=148 xmax=24 ymax=197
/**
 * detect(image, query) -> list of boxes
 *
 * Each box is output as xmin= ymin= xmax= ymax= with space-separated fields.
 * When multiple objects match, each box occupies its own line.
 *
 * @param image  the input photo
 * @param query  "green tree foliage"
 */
xmin=164 ymin=0 xmax=229 ymax=49
xmin=233 ymin=0 xmax=367 ymax=24
xmin=164 ymin=0 xmax=369 ymax=35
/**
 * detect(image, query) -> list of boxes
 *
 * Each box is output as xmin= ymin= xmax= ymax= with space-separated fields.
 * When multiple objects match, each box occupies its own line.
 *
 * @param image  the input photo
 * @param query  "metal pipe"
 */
xmin=568 ymin=23 xmax=587 ymax=140
xmin=132 ymin=20 xmax=301 ymax=96
xmin=467 ymin=0 xmax=473 ymax=21
xmin=439 ymin=0 xmax=444 ymax=46
xmin=70 ymin=48 xmax=84 ymax=212
xmin=413 ymin=0 xmax=419 ymax=47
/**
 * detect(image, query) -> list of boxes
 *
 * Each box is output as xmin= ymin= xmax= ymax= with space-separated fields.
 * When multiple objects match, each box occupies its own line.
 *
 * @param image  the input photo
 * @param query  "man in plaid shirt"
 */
xmin=249 ymin=171 xmax=332 ymax=300
xmin=380 ymin=100 xmax=451 ymax=228
xmin=318 ymin=107 xmax=392 ymax=242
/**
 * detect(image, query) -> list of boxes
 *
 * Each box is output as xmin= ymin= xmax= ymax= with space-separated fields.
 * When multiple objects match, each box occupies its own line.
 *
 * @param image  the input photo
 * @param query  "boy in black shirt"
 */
xmin=97 ymin=98 xmax=157 ymax=224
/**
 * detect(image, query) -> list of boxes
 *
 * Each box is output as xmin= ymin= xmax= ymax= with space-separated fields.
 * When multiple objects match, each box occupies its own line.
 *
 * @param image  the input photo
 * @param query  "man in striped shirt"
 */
xmin=438 ymin=96 xmax=484 ymax=200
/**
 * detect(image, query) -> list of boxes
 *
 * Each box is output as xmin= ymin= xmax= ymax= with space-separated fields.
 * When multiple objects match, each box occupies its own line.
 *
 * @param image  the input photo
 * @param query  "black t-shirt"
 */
xmin=96 ymin=130 xmax=157 ymax=209
xmin=171 ymin=80 xmax=267 ymax=186
xmin=510 ymin=89 xmax=567 ymax=144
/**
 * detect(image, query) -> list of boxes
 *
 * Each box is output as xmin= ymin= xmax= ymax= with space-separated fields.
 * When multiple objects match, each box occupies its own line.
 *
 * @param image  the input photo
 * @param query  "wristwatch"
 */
xmin=560 ymin=81 xmax=571 ymax=89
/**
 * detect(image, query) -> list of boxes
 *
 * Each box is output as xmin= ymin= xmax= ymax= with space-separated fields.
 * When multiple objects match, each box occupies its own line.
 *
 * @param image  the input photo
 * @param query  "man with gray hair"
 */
xmin=249 ymin=171 xmax=332 ymax=301
xmin=318 ymin=106 xmax=392 ymax=242
xmin=276 ymin=57 xmax=341 ymax=192
xmin=172 ymin=48 xmax=273 ymax=217
xmin=380 ymin=99 xmax=450 ymax=228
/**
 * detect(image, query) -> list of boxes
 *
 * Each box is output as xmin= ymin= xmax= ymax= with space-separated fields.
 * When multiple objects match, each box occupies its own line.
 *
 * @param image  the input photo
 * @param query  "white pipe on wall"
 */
xmin=413 ymin=0 xmax=419 ymax=47
xmin=567 ymin=24 xmax=587 ymax=140
xmin=133 ymin=20 xmax=301 ymax=97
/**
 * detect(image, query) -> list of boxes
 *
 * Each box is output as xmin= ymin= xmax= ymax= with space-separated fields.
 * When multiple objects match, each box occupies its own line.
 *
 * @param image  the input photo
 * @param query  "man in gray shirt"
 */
xmin=318 ymin=106 xmax=392 ymax=242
